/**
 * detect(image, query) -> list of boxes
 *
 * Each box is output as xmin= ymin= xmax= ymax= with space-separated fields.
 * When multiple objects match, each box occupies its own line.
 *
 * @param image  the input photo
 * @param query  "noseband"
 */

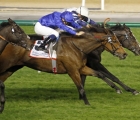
xmin=114 ymin=29 xmax=139 ymax=52
xmin=99 ymin=35 xmax=122 ymax=55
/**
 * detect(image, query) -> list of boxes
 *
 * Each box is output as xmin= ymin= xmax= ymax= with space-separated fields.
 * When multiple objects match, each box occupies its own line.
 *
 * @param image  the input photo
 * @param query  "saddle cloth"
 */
xmin=30 ymin=40 xmax=56 ymax=59
xmin=30 ymin=40 xmax=57 ymax=73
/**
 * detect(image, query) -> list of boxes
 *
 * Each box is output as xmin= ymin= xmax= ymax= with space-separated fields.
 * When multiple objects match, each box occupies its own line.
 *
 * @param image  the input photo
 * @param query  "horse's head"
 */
xmin=87 ymin=26 xmax=127 ymax=60
xmin=0 ymin=18 xmax=31 ymax=51
xmin=110 ymin=23 xmax=140 ymax=56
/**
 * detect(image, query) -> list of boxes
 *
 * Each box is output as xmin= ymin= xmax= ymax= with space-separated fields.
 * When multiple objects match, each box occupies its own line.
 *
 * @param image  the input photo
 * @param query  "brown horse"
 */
xmin=28 ymin=23 xmax=140 ymax=97
xmin=0 ymin=18 xmax=34 ymax=113
xmin=0 ymin=25 xmax=127 ymax=113
xmin=0 ymin=18 xmax=31 ymax=54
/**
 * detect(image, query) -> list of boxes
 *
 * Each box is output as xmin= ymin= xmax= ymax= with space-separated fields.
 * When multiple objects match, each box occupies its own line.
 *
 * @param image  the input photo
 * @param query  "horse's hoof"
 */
xmin=132 ymin=90 xmax=139 ymax=95
xmin=116 ymin=90 xmax=123 ymax=94
xmin=0 ymin=107 xmax=4 ymax=113
xmin=85 ymin=102 xmax=90 ymax=105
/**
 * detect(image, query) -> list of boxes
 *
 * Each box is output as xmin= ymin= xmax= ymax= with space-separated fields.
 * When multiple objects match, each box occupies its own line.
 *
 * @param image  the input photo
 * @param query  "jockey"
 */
xmin=63 ymin=6 xmax=97 ymax=27
xmin=34 ymin=11 xmax=84 ymax=51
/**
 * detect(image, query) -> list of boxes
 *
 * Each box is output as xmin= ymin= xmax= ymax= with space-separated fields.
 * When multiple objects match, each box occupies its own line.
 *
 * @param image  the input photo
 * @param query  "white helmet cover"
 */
xmin=76 ymin=6 xmax=89 ymax=17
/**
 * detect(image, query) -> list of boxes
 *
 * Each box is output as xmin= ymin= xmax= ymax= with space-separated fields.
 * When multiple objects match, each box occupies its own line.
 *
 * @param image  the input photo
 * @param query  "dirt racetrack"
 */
xmin=0 ymin=0 xmax=140 ymax=12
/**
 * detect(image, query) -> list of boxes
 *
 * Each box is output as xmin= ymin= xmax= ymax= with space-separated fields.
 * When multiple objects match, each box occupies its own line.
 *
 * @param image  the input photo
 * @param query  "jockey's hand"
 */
xmin=76 ymin=31 xmax=85 ymax=36
xmin=86 ymin=24 xmax=92 ymax=28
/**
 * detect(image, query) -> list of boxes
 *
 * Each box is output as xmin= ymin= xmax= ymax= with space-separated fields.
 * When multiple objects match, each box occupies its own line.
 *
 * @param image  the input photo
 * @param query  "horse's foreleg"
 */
xmin=0 ymin=65 xmax=24 ymax=113
xmin=95 ymin=63 xmax=139 ymax=95
xmin=80 ymin=73 xmax=122 ymax=94
xmin=68 ymin=71 xmax=90 ymax=105
xmin=0 ymin=80 xmax=5 ymax=113
xmin=86 ymin=58 xmax=123 ymax=93
xmin=80 ymin=66 xmax=123 ymax=93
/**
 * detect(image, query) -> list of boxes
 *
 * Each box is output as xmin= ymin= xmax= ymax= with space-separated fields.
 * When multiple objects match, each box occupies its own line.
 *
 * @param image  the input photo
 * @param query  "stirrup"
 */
xmin=35 ymin=45 xmax=45 ymax=51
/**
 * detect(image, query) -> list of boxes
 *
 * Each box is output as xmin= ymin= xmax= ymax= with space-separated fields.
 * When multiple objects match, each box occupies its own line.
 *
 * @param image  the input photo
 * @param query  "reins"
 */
xmin=94 ymin=34 xmax=121 ymax=54
xmin=0 ymin=34 xmax=18 ymax=45
xmin=71 ymin=33 xmax=120 ymax=55
xmin=0 ymin=35 xmax=6 ymax=41
xmin=71 ymin=40 xmax=87 ymax=55
xmin=0 ymin=34 xmax=30 ymax=51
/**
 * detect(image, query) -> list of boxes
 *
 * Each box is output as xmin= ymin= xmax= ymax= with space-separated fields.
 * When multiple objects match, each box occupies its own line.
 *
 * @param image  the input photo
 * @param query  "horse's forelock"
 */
xmin=0 ymin=22 xmax=10 ymax=31
xmin=76 ymin=26 xmax=106 ymax=34
xmin=110 ymin=23 xmax=125 ymax=31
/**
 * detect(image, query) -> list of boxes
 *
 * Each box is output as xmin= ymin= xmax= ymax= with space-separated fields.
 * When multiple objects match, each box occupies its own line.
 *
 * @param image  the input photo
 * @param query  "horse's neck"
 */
xmin=70 ymin=36 xmax=103 ymax=54
xmin=0 ymin=39 xmax=8 ymax=54
xmin=26 ymin=39 xmax=35 ymax=49
xmin=93 ymin=46 xmax=105 ymax=55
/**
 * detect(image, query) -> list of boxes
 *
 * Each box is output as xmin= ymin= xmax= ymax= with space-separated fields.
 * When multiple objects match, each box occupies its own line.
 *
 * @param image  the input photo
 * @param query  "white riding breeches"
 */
xmin=34 ymin=22 xmax=59 ymax=39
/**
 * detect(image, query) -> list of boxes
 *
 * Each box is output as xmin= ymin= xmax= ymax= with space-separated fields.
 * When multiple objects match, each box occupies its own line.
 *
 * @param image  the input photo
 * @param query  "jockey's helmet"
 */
xmin=76 ymin=6 xmax=89 ymax=17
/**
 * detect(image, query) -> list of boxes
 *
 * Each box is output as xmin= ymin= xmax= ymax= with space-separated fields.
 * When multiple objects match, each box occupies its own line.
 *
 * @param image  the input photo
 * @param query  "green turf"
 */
xmin=0 ymin=27 xmax=140 ymax=120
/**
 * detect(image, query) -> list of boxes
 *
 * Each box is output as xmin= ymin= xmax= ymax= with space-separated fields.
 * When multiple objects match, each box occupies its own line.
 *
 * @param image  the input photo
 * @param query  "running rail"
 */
xmin=0 ymin=20 xmax=140 ymax=27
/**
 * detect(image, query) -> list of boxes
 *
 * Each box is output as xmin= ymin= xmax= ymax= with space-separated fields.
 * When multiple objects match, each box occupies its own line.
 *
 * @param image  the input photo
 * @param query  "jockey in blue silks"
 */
xmin=34 ymin=11 xmax=84 ymax=51
xmin=63 ymin=6 xmax=97 ymax=27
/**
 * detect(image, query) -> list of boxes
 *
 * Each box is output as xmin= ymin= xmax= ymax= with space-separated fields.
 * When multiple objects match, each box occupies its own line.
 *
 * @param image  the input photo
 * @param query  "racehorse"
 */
xmin=0 ymin=18 xmax=34 ymax=113
xmin=28 ymin=23 xmax=140 ymax=96
xmin=30 ymin=23 xmax=139 ymax=95
xmin=81 ymin=23 xmax=140 ymax=96
xmin=0 ymin=18 xmax=31 ymax=54
xmin=0 ymin=25 xmax=127 ymax=113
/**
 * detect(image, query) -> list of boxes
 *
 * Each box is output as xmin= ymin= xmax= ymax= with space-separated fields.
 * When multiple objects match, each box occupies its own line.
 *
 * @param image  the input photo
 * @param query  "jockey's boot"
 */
xmin=36 ymin=35 xmax=56 ymax=51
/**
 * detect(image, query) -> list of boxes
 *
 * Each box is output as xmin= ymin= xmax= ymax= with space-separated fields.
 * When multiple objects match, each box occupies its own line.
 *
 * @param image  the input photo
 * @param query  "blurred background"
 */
xmin=0 ymin=0 xmax=140 ymax=12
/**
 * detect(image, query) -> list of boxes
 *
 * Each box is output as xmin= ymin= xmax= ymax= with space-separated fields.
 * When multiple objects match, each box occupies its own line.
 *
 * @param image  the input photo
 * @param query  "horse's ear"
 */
xmin=8 ymin=18 xmax=16 ymax=25
xmin=116 ymin=22 xmax=120 ymax=26
xmin=118 ymin=23 xmax=122 ymax=27
xmin=123 ymin=23 xmax=126 ymax=26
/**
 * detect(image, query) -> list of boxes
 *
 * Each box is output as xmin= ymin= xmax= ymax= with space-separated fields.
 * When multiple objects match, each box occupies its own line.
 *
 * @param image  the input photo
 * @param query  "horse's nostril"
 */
xmin=124 ymin=53 xmax=127 ymax=58
xmin=22 ymin=44 xmax=27 ymax=48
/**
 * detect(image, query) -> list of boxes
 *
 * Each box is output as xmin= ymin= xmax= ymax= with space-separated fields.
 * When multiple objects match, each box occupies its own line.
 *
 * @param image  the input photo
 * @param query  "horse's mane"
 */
xmin=60 ymin=25 xmax=109 ymax=38
xmin=108 ymin=23 xmax=129 ymax=31
xmin=0 ymin=22 xmax=10 ymax=31
xmin=60 ymin=32 xmax=73 ymax=36
xmin=76 ymin=25 xmax=107 ymax=33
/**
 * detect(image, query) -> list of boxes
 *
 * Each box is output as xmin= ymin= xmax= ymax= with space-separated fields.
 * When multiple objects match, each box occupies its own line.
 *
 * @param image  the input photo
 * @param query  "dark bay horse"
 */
xmin=0 ymin=18 xmax=31 ymax=54
xmin=82 ymin=23 xmax=140 ymax=95
xmin=0 ymin=26 xmax=127 ymax=113
xmin=0 ymin=18 xmax=34 ymax=113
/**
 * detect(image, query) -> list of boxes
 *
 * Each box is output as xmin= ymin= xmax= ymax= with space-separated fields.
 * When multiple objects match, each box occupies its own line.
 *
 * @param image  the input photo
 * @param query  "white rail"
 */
xmin=81 ymin=0 xmax=105 ymax=10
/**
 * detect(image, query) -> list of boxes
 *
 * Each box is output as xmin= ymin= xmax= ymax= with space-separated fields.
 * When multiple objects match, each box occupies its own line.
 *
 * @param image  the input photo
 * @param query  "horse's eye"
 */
xmin=12 ymin=28 xmax=15 ymax=33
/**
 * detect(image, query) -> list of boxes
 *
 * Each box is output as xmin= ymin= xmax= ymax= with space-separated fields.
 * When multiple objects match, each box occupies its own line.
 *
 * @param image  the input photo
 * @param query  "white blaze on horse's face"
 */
xmin=108 ymin=37 xmax=112 ymax=43
xmin=125 ymin=33 xmax=129 ymax=39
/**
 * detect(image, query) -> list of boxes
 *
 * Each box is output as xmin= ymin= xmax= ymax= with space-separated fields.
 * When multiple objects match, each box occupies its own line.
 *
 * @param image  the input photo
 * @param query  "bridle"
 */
xmin=113 ymin=29 xmax=140 ymax=52
xmin=113 ymin=30 xmax=129 ymax=44
xmin=71 ymin=33 xmax=122 ymax=55
xmin=94 ymin=34 xmax=122 ymax=55
xmin=71 ymin=40 xmax=87 ymax=55
xmin=0 ymin=25 xmax=29 ymax=50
